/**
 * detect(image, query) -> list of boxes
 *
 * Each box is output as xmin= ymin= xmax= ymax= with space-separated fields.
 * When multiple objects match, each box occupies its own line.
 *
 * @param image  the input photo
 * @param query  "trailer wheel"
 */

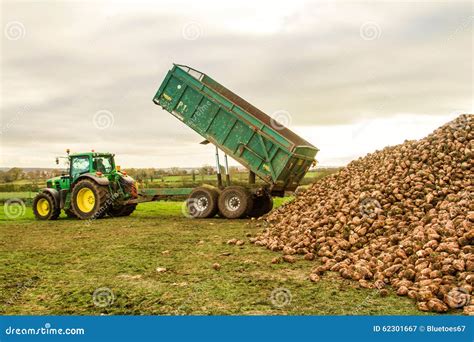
xmin=186 ymin=187 xmax=219 ymax=218
xmin=218 ymin=186 xmax=253 ymax=219
xmin=33 ymin=192 xmax=60 ymax=220
xmin=248 ymin=193 xmax=274 ymax=218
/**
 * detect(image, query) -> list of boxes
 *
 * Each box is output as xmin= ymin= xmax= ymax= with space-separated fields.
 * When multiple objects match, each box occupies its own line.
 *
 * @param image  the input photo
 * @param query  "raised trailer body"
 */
xmin=153 ymin=64 xmax=318 ymax=196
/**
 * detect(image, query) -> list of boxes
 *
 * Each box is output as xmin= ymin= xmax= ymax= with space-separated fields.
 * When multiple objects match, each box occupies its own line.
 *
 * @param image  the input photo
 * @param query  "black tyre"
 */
xmin=186 ymin=187 xmax=219 ymax=218
xmin=65 ymin=209 xmax=77 ymax=219
xmin=248 ymin=193 xmax=274 ymax=218
xmin=262 ymin=195 xmax=274 ymax=214
xmin=218 ymin=186 xmax=253 ymax=219
xmin=108 ymin=204 xmax=137 ymax=217
xmin=33 ymin=192 xmax=60 ymax=220
xmin=71 ymin=179 xmax=110 ymax=220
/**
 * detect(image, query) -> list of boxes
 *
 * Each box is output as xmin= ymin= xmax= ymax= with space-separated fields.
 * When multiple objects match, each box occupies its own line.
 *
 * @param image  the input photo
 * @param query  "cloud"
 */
xmin=0 ymin=0 xmax=472 ymax=167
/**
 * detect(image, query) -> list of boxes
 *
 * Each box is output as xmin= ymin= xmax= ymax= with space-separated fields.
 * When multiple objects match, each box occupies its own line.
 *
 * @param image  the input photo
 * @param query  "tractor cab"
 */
xmin=48 ymin=152 xmax=116 ymax=192
xmin=69 ymin=152 xmax=116 ymax=180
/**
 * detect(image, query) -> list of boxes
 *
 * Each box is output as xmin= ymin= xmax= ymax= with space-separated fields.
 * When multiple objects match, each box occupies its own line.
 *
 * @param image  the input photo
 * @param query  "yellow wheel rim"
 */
xmin=37 ymin=198 xmax=50 ymax=216
xmin=76 ymin=188 xmax=96 ymax=213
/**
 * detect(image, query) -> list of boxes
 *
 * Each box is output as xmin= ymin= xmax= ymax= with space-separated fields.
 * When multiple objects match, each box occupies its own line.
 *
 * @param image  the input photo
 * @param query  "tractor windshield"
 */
xmin=93 ymin=156 xmax=114 ymax=174
xmin=71 ymin=156 xmax=90 ymax=178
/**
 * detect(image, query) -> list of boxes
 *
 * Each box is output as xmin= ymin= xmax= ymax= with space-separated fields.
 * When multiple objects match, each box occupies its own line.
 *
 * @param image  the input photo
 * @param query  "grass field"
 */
xmin=0 ymin=200 xmax=432 ymax=316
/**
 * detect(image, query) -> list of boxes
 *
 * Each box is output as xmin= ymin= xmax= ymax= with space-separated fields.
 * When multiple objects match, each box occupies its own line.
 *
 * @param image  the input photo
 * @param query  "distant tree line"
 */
xmin=0 ymin=164 xmax=338 ymax=193
xmin=0 ymin=166 xmax=222 ymax=184
xmin=0 ymin=165 xmax=332 ymax=185
xmin=0 ymin=168 xmax=63 ymax=183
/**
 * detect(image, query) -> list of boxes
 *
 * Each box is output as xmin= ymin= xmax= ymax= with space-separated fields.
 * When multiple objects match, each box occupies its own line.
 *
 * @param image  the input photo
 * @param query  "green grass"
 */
xmin=0 ymin=201 xmax=431 ymax=315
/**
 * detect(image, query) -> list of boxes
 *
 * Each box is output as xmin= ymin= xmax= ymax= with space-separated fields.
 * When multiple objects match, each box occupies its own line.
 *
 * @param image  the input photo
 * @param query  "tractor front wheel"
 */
xmin=71 ymin=179 xmax=109 ymax=220
xmin=33 ymin=192 xmax=60 ymax=220
xmin=218 ymin=186 xmax=253 ymax=219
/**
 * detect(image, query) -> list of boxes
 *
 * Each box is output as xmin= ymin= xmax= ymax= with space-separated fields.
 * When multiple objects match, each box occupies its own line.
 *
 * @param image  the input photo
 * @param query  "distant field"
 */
xmin=155 ymin=169 xmax=335 ymax=185
xmin=0 ymin=201 xmax=427 ymax=315
xmin=0 ymin=192 xmax=35 ymax=200
xmin=0 ymin=168 xmax=339 ymax=203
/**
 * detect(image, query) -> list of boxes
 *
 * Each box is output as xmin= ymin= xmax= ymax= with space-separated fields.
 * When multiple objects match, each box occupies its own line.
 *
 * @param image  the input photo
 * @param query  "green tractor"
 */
xmin=33 ymin=150 xmax=138 ymax=220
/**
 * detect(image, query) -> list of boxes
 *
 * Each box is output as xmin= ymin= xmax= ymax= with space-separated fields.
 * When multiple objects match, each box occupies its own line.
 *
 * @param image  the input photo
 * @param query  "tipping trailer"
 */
xmin=31 ymin=64 xmax=318 ymax=221
xmin=153 ymin=64 xmax=319 ymax=219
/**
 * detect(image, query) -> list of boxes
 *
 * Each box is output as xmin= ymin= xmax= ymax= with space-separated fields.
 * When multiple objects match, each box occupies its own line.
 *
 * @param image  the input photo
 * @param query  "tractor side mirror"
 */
xmin=56 ymin=157 xmax=59 ymax=165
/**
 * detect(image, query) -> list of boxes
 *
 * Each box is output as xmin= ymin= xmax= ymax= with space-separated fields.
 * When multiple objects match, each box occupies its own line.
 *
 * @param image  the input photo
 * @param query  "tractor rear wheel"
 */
xmin=248 ymin=193 xmax=273 ymax=218
xmin=71 ymin=179 xmax=109 ymax=220
xmin=108 ymin=204 xmax=137 ymax=217
xmin=33 ymin=192 xmax=60 ymax=220
xmin=65 ymin=209 xmax=77 ymax=218
xmin=186 ymin=187 xmax=219 ymax=218
xmin=218 ymin=186 xmax=253 ymax=219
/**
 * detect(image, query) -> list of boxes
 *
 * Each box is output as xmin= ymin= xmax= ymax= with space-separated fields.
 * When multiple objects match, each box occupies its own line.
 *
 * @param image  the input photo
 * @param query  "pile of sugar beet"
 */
xmin=251 ymin=114 xmax=473 ymax=313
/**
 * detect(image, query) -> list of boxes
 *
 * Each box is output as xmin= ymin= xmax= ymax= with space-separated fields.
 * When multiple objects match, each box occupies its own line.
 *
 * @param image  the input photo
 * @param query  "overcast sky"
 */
xmin=0 ymin=0 xmax=472 ymax=168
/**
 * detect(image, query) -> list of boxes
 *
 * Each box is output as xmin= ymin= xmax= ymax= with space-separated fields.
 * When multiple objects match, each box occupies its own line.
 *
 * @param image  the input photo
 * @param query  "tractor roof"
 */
xmin=69 ymin=152 xmax=114 ymax=157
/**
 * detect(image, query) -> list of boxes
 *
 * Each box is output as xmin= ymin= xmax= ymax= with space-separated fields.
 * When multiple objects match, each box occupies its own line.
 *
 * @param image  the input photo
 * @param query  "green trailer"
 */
xmin=153 ymin=64 xmax=318 ymax=219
